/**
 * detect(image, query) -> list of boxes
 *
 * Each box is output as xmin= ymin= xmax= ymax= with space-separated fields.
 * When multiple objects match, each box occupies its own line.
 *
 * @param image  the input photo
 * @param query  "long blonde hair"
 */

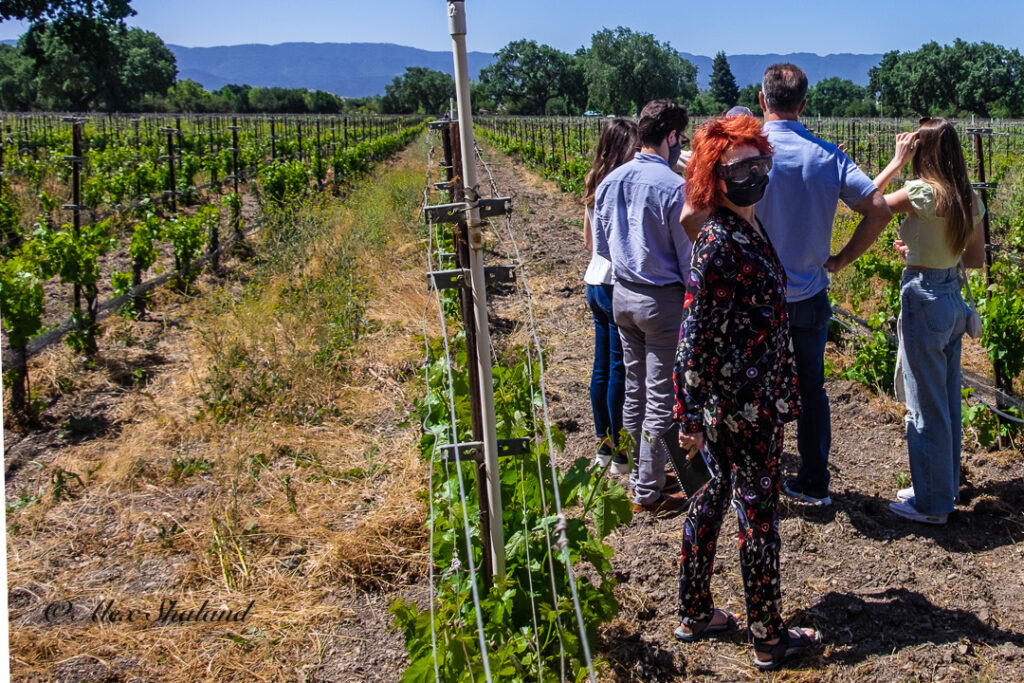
xmin=583 ymin=118 xmax=638 ymax=209
xmin=911 ymin=118 xmax=975 ymax=255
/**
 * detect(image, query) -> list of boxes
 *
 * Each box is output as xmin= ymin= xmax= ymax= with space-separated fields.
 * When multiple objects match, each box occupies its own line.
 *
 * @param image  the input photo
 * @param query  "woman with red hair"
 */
xmin=672 ymin=115 xmax=820 ymax=670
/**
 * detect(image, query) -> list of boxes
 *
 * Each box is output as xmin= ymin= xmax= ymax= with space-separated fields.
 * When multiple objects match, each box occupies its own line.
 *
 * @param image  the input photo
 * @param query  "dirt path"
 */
xmin=475 ymin=140 xmax=1024 ymax=682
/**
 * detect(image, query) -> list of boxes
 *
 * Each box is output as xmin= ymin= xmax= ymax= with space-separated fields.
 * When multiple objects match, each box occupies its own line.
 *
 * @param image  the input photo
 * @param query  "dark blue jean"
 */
xmin=786 ymin=289 xmax=832 ymax=492
xmin=586 ymin=283 xmax=625 ymax=451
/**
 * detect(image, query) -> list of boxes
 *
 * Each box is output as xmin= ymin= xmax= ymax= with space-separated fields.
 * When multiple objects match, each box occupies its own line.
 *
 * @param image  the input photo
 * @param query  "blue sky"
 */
xmin=1 ymin=0 xmax=1020 ymax=56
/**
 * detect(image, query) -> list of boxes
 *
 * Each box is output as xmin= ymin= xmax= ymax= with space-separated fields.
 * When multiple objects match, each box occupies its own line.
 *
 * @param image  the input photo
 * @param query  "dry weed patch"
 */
xmin=8 ymin=139 xmax=435 ymax=681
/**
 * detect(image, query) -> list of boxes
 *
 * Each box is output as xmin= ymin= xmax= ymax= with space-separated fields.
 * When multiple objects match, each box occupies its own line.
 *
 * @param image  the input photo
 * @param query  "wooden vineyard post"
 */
xmin=446 ymin=119 xmax=494 ymax=591
xmin=270 ymin=118 xmax=277 ymax=161
xmin=62 ymin=117 xmax=98 ymax=353
xmin=161 ymin=127 xmax=178 ymax=214
xmin=230 ymin=117 xmax=243 ymax=241
xmin=969 ymin=129 xmax=1012 ymax=422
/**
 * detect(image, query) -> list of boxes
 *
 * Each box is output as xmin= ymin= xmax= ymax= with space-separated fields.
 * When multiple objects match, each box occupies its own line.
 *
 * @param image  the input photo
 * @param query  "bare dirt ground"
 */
xmin=5 ymin=134 xmax=1023 ymax=683
xmin=475 ymin=140 xmax=1024 ymax=682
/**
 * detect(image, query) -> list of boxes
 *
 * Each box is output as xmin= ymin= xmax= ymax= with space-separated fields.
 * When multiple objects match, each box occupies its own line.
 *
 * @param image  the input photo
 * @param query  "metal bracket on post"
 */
xmin=429 ymin=120 xmax=456 ymax=130
xmin=440 ymin=438 xmax=531 ymax=463
xmin=476 ymin=197 xmax=512 ymax=218
xmin=427 ymin=266 xmax=516 ymax=291
xmin=972 ymin=182 xmax=997 ymax=190
xmin=424 ymin=197 xmax=512 ymax=223
xmin=424 ymin=202 xmax=464 ymax=223
xmin=966 ymin=128 xmax=993 ymax=135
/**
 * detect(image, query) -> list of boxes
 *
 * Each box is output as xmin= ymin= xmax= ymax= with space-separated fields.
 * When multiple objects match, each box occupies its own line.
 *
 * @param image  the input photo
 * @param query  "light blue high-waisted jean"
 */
xmin=899 ymin=266 xmax=967 ymax=516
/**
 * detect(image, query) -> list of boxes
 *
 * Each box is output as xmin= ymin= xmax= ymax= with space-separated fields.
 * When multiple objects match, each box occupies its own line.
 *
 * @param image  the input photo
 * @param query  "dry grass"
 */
xmin=6 ymin=138 xmax=435 ymax=681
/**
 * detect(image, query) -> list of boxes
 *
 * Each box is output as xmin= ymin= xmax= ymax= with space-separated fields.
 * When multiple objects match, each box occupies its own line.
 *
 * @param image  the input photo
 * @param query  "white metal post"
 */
xmin=447 ymin=0 xmax=506 ymax=579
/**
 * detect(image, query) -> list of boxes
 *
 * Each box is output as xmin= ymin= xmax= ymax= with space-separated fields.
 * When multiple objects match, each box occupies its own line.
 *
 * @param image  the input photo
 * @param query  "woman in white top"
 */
xmin=584 ymin=119 xmax=638 ymax=472
xmin=873 ymin=117 xmax=986 ymax=525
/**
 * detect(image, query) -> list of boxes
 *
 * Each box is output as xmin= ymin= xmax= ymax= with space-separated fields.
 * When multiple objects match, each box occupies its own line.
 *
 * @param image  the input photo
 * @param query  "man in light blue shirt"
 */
xmin=593 ymin=99 xmax=692 ymax=513
xmin=756 ymin=63 xmax=892 ymax=506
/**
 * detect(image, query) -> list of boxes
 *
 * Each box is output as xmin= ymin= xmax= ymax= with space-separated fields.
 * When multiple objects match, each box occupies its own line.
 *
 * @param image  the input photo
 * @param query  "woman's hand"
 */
xmin=678 ymin=430 xmax=704 ymax=460
xmin=893 ymin=239 xmax=909 ymax=260
xmin=893 ymin=131 xmax=918 ymax=167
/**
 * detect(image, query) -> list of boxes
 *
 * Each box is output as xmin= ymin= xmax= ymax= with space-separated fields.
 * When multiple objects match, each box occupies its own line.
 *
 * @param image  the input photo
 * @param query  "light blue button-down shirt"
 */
xmin=592 ymin=153 xmax=690 ymax=287
xmin=755 ymin=120 xmax=877 ymax=302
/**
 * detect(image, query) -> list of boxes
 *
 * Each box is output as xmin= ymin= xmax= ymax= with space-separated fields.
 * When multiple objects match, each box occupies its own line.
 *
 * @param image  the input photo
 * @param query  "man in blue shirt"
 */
xmin=756 ymin=63 xmax=892 ymax=506
xmin=593 ymin=99 xmax=692 ymax=514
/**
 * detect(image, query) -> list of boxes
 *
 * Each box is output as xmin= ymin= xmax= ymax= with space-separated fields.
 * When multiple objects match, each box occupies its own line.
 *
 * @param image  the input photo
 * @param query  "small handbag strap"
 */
xmin=958 ymin=259 xmax=978 ymax=308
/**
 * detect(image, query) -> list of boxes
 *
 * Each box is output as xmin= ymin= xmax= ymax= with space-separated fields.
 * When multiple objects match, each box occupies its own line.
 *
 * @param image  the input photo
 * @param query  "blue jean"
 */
xmin=586 ymin=283 xmax=625 ymax=450
xmin=786 ymin=289 xmax=832 ymax=492
xmin=900 ymin=267 xmax=966 ymax=516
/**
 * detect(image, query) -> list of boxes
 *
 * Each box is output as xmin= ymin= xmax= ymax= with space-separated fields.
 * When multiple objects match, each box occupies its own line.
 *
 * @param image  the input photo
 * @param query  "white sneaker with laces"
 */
xmin=889 ymin=500 xmax=947 ymax=525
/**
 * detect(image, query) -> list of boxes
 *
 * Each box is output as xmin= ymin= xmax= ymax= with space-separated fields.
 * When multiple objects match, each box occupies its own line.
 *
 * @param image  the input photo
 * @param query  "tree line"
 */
xmin=0 ymin=0 xmax=376 ymax=113
xmin=2 ymin=1 xmax=1022 ymax=118
xmin=384 ymin=33 xmax=1024 ymax=119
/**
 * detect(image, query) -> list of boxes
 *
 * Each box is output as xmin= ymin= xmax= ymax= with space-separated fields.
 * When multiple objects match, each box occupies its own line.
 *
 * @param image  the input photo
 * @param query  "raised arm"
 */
xmin=873 ymin=131 xmax=918 ymax=193
xmin=824 ymin=189 xmax=893 ymax=273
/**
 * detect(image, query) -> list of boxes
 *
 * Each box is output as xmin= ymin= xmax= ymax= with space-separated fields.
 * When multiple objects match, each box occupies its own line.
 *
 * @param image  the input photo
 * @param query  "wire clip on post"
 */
xmin=440 ymin=439 xmax=531 ymax=463
xmin=427 ymin=266 xmax=516 ymax=291
xmin=424 ymin=197 xmax=512 ymax=223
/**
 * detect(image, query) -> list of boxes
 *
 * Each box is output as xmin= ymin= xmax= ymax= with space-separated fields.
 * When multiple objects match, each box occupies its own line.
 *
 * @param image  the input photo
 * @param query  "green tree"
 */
xmin=737 ymin=83 xmax=761 ymax=112
xmin=806 ymin=77 xmax=873 ymax=117
xmin=0 ymin=44 xmax=34 ymax=110
xmin=1 ymin=0 xmax=134 ymax=23
xmin=478 ymin=39 xmax=581 ymax=115
xmin=869 ymin=40 xmax=1024 ymax=117
xmin=709 ymin=51 xmax=739 ymax=109
xmin=583 ymin=27 xmax=697 ymax=116
xmin=20 ymin=20 xmax=175 ymax=111
xmin=165 ymin=78 xmax=212 ymax=112
xmin=380 ymin=66 xmax=454 ymax=114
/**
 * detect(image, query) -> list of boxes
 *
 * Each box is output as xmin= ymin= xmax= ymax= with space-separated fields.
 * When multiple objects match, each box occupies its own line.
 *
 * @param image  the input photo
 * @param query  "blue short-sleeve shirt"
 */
xmin=592 ymin=153 xmax=691 ymax=286
xmin=755 ymin=120 xmax=877 ymax=302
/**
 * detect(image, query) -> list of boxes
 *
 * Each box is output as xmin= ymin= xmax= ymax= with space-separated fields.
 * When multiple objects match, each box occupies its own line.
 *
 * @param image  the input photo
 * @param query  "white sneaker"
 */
xmin=609 ymin=454 xmax=630 ymax=475
xmin=595 ymin=452 xmax=613 ymax=468
xmin=896 ymin=486 xmax=958 ymax=504
xmin=889 ymin=500 xmax=947 ymax=525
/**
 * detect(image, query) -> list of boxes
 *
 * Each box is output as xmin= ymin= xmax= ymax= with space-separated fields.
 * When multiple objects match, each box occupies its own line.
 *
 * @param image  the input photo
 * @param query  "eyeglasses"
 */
xmin=715 ymin=154 xmax=773 ymax=182
xmin=674 ymin=131 xmax=690 ymax=147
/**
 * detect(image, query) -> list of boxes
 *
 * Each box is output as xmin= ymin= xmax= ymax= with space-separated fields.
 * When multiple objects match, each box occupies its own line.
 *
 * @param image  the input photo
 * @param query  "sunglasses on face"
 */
xmin=674 ymin=131 xmax=690 ymax=147
xmin=715 ymin=154 xmax=773 ymax=182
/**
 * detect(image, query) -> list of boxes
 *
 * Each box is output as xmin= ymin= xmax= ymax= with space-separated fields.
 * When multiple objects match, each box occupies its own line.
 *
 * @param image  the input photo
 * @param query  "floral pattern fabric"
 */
xmin=673 ymin=207 xmax=800 ymax=434
xmin=672 ymin=207 xmax=802 ymax=644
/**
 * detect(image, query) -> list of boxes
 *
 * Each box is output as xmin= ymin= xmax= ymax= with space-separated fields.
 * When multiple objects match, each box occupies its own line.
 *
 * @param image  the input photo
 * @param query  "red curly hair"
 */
xmin=686 ymin=115 xmax=772 ymax=211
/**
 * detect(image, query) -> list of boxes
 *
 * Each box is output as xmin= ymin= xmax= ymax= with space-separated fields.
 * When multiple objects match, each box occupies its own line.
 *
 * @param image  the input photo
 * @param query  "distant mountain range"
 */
xmin=167 ymin=42 xmax=496 ymax=97
xmin=167 ymin=43 xmax=883 ymax=97
xmin=2 ymin=38 xmax=883 ymax=95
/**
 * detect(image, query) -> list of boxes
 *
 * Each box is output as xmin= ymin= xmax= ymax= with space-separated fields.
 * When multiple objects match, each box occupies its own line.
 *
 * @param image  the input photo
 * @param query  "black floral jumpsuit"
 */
xmin=673 ymin=206 xmax=801 ymax=643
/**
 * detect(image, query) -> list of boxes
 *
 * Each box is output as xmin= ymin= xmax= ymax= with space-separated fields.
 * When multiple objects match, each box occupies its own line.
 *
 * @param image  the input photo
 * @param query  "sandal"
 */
xmin=752 ymin=627 xmax=821 ymax=671
xmin=673 ymin=608 xmax=740 ymax=642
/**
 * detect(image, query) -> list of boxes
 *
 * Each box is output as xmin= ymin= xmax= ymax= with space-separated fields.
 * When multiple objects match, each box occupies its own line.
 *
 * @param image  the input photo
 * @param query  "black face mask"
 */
xmin=667 ymin=142 xmax=682 ymax=168
xmin=723 ymin=172 xmax=769 ymax=207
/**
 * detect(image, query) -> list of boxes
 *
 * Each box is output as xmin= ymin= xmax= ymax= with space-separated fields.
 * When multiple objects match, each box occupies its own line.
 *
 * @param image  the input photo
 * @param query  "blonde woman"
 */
xmin=873 ymin=117 xmax=986 ymax=525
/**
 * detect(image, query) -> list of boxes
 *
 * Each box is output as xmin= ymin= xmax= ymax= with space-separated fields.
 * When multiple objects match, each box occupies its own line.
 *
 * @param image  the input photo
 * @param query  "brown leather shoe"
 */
xmin=632 ymin=490 xmax=688 ymax=514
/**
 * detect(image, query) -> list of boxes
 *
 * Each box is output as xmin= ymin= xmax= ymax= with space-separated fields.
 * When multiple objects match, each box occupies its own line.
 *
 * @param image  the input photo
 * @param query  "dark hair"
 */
xmin=687 ymin=115 xmax=772 ymax=210
xmin=583 ymin=118 xmax=638 ymax=208
xmin=912 ymin=117 xmax=975 ymax=254
xmin=761 ymin=63 xmax=808 ymax=114
xmin=637 ymin=99 xmax=689 ymax=148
